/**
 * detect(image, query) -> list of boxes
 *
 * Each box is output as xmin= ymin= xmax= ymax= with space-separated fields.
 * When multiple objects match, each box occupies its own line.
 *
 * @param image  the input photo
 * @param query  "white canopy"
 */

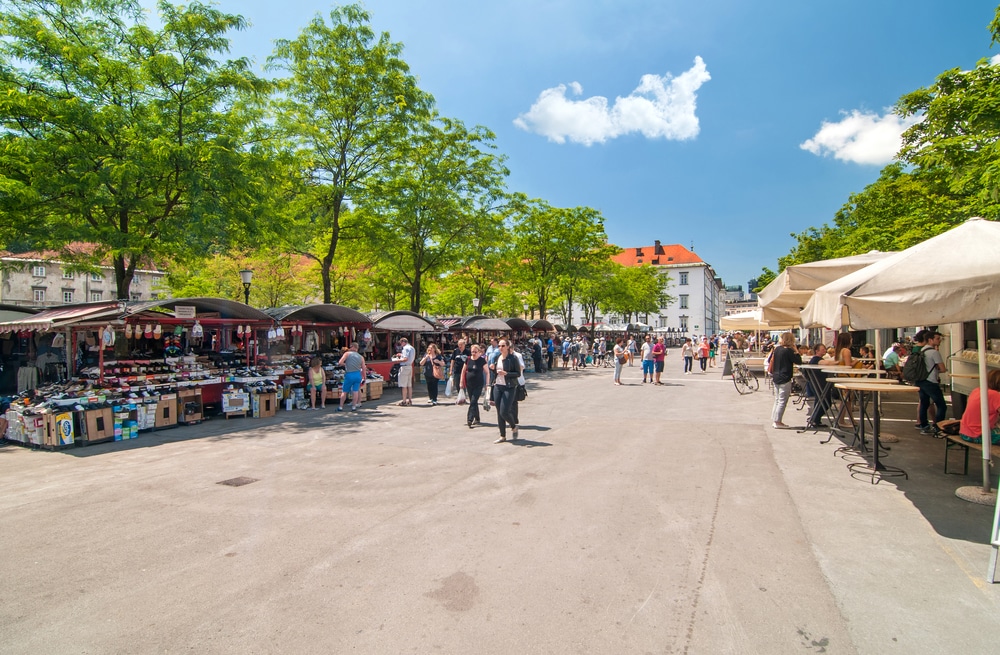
xmin=801 ymin=218 xmax=1000 ymax=330
xmin=720 ymin=309 xmax=798 ymax=331
xmin=757 ymin=251 xmax=893 ymax=323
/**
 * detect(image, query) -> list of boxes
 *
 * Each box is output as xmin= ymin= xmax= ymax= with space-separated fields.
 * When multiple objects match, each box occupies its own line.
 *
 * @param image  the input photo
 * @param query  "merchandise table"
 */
xmin=834 ymin=381 xmax=919 ymax=483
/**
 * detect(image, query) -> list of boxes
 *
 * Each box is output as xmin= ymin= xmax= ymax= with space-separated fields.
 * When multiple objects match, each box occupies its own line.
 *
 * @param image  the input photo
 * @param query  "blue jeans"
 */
xmin=917 ymin=379 xmax=947 ymax=427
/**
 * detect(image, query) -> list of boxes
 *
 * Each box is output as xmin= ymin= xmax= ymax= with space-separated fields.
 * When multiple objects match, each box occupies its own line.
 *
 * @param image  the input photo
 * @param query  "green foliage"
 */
xmin=0 ymin=0 xmax=269 ymax=297
xmin=266 ymin=4 xmax=432 ymax=302
xmin=509 ymin=197 xmax=616 ymax=318
xmin=365 ymin=115 xmax=509 ymax=312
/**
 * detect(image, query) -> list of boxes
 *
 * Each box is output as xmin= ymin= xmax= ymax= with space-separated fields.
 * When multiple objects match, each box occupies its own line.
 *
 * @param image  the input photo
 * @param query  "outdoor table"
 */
xmin=799 ymin=365 xmax=886 ymax=438
xmin=834 ymin=381 xmax=919 ymax=483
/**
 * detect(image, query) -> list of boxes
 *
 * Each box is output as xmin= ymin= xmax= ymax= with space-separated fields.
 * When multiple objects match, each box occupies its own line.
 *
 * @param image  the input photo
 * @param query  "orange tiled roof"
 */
xmin=611 ymin=242 xmax=703 ymax=267
xmin=0 ymin=242 xmax=167 ymax=272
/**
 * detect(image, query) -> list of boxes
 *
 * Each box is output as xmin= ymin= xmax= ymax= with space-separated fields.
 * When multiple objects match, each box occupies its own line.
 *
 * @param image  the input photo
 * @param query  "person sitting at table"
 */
xmin=882 ymin=344 xmax=907 ymax=380
xmin=859 ymin=344 xmax=875 ymax=369
xmin=821 ymin=333 xmax=855 ymax=427
xmin=959 ymin=369 xmax=1000 ymax=445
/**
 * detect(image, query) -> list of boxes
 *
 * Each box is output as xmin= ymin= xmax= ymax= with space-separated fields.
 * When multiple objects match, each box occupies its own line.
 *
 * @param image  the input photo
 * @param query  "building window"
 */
xmin=680 ymin=294 xmax=689 ymax=309
xmin=680 ymin=272 xmax=689 ymax=285
xmin=33 ymin=288 xmax=46 ymax=303
xmin=132 ymin=274 xmax=142 ymax=285
xmin=91 ymin=272 xmax=103 ymax=281
xmin=91 ymin=291 xmax=102 ymax=302
xmin=62 ymin=290 xmax=74 ymax=304
xmin=679 ymin=316 xmax=688 ymax=331
xmin=32 ymin=265 xmax=45 ymax=277
xmin=62 ymin=270 xmax=74 ymax=279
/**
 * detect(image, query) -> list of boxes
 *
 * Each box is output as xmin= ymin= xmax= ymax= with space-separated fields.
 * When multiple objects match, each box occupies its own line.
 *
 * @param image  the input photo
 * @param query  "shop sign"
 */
xmin=175 ymin=306 xmax=196 ymax=319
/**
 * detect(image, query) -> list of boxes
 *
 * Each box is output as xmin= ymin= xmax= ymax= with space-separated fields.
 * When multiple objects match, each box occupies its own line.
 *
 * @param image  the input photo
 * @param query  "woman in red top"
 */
xmin=960 ymin=369 xmax=1000 ymax=445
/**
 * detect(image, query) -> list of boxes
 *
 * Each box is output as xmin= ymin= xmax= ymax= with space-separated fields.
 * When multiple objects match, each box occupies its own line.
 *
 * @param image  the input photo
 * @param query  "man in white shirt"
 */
xmin=393 ymin=337 xmax=416 ymax=406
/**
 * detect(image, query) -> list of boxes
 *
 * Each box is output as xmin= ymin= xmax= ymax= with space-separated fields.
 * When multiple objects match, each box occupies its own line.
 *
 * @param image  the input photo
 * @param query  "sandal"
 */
xmin=494 ymin=436 xmax=506 ymax=443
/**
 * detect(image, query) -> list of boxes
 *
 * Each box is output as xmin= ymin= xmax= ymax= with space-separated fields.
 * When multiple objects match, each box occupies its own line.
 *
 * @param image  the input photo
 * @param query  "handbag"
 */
xmin=432 ymin=361 xmax=444 ymax=380
xmin=617 ymin=354 xmax=627 ymax=365
xmin=515 ymin=384 xmax=527 ymax=402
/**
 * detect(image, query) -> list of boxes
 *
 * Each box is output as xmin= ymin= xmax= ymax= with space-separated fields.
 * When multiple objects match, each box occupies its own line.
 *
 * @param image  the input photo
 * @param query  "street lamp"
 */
xmin=523 ymin=302 xmax=530 ymax=319
xmin=472 ymin=296 xmax=480 ymax=314
xmin=239 ymin=269 xmax=253 ymax=305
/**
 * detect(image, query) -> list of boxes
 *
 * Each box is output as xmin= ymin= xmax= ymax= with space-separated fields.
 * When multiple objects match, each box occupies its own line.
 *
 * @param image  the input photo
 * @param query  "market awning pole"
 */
xmin=978 ymin=320 xmax=991 ymax=494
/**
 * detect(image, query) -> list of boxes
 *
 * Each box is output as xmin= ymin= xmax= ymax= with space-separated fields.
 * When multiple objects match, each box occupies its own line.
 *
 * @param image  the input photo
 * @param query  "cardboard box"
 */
xmin=178 ymin=388 xmax=203 ymax=423
xmin=222 ymin=392 xmax=249 ymax=414
xmin=155 ymin=399 xmax=177 ymax=427
xmin=252 ymin=392 xmax=277 ymax=418
xmin=83 ymin=407 xmax=114 ymax=441
xmin=366 ymin=380 xmax=383 ymax=400
xmin=43 ymin=412 xmax=74 ymax=447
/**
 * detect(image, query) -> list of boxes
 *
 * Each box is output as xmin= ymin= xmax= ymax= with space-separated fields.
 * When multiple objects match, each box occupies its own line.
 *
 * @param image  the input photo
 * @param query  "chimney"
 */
xmin=654 ymin=240 xmax=664 ymax=255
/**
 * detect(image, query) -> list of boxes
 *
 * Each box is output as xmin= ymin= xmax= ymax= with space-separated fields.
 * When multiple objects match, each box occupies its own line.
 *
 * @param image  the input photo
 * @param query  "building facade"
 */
xmin=554 ymin=240 xmax=726 ymax=336
xmin=0 ymin=250 xmax=168 ymax=307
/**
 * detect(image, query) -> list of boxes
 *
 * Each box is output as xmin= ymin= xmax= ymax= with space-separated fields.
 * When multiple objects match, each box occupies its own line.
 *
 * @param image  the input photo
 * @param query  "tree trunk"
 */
xmin=113 ymin=254 xmax=137 ymax=301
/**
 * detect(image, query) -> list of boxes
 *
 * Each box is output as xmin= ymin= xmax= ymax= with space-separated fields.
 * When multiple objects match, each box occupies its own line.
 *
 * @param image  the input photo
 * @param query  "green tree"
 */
xmin=511 ymin=199 xmax=615 ymax=319
xmin=266 ymin=4 xmax=432 ymax=303
xmin=0 ymin=0 xmax=269 ymax=298
xmin=600 ymin=264 xmax=670 ymax=323
xmin=367 ymin=115 xmax=508 ymax=312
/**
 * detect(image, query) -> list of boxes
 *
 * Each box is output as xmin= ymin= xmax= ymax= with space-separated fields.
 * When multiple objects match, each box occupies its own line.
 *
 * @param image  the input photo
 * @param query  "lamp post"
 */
xmin=523 ymin=302 xmax=530 ymax=320
xmin=472 ymin=296 xmax=480 ymax=314
xmin=239 ymin=269 xmax=253 ymax=305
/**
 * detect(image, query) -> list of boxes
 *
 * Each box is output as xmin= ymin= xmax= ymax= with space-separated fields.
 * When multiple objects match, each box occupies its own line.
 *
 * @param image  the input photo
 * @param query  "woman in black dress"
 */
xmin=461 ymin=344 xmax=488 ymax=428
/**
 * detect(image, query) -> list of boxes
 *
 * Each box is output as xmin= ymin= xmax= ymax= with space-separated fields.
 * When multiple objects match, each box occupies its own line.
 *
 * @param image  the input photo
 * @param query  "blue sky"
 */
xmin=189 ymin=0 xmax=998 ymax=290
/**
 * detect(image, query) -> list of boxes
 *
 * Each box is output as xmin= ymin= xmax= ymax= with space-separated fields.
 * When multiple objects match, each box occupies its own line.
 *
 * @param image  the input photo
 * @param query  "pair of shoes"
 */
xmin=773 ymin=422 xmax=790 ymax=429
xmin=511 ymin=427 xmax=519 ymax=441
xmin=432 ymin=400 xmax=438 ymax=406
xmin=914 ymin=424 xmax=929 ymax=430
xmin=494 ymin=436 xmax=506 ymax=443
xmin=920 ymin=425 xmax=939 ymax=436
xmin=685 ymin=371 xmax=691 ymax=375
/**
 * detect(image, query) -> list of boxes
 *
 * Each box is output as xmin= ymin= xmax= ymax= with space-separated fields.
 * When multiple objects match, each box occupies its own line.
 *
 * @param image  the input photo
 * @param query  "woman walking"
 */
xmin=490 ymin=340 xmax=521 ymax=443
xmin=461 ymin=344 xmax=488 ymax=428
xmin=681 ymin=338 xmax=694 ymax=374
xmin=612 ymin=337 xmax=625 ymax=386
xmin=698 ymin=337 xmax=710 ymax=372
xmin=420 ymin=343 xmax=445 ymax=405
xmin=769 ymin=332 xmax=802 ymax=428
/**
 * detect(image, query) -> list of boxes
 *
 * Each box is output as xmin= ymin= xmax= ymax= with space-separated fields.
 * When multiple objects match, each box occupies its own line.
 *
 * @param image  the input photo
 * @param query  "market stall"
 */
xmin=263 ymin=304 xmax=377 ymax=402
xmin=366 ymin=310 xmax=440 ymax=386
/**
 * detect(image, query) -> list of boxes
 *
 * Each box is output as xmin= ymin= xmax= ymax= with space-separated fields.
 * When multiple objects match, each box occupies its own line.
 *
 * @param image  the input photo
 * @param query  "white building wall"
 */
xmin=0 ymin=257 xmax=168 ymax=307
xmin=553 ymin=262 xmax=726 ymax=336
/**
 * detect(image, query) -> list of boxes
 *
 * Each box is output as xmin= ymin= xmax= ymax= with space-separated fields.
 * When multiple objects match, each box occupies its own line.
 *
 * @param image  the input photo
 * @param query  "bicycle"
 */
xmin=732 ymin=359 xmax=760 ymax=395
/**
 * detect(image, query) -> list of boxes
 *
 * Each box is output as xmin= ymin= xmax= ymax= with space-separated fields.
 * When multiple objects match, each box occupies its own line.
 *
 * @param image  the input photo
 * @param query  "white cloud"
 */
xmin=513 ymin=56 xmax=711 ymax=146
xmin=991 ymin=54 xmax=1000 ymax=65
xmin=799 ymin=110 xmax=923 ymax=165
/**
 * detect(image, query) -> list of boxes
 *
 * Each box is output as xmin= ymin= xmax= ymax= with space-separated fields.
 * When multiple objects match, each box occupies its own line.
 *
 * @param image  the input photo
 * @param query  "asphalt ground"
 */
xmin=1 ymin=356 xmax=999 ymax=654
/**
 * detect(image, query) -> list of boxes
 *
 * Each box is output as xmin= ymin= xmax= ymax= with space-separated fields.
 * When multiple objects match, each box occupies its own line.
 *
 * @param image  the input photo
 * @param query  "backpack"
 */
xmin=901 ymin=346 xmax=930 ymax=384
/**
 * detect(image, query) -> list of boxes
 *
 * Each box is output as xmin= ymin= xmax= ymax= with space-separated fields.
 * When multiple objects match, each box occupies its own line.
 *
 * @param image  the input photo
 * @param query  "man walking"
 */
xmin=652 ymin=336 xmax=667 ymax=385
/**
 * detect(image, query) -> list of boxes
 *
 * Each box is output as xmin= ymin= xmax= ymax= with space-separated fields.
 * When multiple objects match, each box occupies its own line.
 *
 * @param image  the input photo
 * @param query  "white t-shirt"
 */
xmin=400 ymin=344 xmax=415 ymax=366
xmin=641 ymin=341 xmax=654 ymax=361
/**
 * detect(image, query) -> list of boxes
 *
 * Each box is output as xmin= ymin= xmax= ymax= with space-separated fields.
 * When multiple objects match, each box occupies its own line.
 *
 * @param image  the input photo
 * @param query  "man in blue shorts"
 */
xmin=337 ymin=341 xmax=368 ymax=411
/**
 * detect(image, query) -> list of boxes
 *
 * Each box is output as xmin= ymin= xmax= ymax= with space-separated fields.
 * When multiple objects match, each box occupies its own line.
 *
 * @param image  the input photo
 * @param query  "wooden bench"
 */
xmin=944 ymin=432 xmax=1000 ymax=475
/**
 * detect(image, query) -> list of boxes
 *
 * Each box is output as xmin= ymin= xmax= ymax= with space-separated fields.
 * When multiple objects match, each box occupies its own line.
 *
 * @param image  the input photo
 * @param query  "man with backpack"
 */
xmin=906 ymin=330 xmax=947 ymax=435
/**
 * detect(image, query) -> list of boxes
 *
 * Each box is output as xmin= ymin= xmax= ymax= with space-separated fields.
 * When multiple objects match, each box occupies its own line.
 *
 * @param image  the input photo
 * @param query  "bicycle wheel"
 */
xmin=733 ymin=367 xmax=750 ymax=395
xmin=748 ymin=371 xmax=760 ymax=392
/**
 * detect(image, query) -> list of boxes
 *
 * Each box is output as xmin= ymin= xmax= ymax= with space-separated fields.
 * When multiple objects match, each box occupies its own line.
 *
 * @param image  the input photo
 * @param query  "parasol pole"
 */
xmin=977 ymin=320 xmax=992 ymax=493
